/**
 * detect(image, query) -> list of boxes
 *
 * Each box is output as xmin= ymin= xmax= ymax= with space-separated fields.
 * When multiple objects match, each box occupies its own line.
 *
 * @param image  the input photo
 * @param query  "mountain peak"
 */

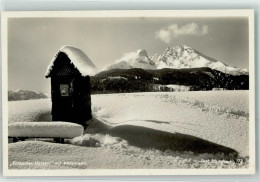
xmin=106 ymin=49 xmax=156 ymax=70
xmin=106 ymin=45 xmax=248 ymax=76
xmin=180 ymin=45 xmax=191 ymax=49
xmin=156 ymin=45 xmax=248 ymax=75
xmin=137 ymin=49 xmax=148 ymax=57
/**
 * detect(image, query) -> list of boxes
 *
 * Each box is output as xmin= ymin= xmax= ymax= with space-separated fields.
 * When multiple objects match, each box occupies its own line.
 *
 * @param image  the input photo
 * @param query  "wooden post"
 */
xmin=13 ymin=137 xmax=17 ymax=143
xmin=54 ymin=138 xmax=65 ymax=144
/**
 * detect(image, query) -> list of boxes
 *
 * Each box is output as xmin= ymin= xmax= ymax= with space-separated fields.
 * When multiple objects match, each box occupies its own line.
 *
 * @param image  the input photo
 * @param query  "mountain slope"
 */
xmin=106 ymin=49 xmax=156 ymax=70
xmin=8 ymin=90 xmax=50 ymax=101
xmin=151 ymin=45 xmax=248 ymax=76
xmin=106 ymin=45 xmax=248 ymax=76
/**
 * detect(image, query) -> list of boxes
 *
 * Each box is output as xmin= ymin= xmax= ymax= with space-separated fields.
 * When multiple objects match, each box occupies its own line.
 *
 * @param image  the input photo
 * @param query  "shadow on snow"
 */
xmin=33 ymin=112 xmax=239 ymax=159
xmin=86 ymin=118 xmax=238 ymax=159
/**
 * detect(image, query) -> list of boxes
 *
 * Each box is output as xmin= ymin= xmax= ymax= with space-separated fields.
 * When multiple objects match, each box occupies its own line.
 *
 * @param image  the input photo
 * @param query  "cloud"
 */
xmin=114 ymin=51 xmax=139 ymax=63
xmin=155 ymin=23 xmax=208 ymax=43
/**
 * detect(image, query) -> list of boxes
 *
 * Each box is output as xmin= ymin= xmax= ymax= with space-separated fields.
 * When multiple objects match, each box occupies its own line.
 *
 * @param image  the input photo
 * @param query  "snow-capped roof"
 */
xmin=45 ymin=45 xmax=97 ymax=77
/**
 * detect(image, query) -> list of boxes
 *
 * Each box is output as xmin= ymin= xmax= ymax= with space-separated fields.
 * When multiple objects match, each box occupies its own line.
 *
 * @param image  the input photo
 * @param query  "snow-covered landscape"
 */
xmin=8 ymin=90 xmax=249 ymax=169
xmin=4 ymin=12 xmax=255 ymax=177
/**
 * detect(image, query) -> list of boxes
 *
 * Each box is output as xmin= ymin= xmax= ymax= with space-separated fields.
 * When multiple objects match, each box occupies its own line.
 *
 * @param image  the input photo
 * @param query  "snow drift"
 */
xmin=91 ymin=91 xmax=249 ymax=157
xmin=8 ymin=91 xmax=249 ymax=169
xmin=9 ymin=122 xmax=84 ymax=138
xmin=45 ymin=45 xmax=97 ymax=77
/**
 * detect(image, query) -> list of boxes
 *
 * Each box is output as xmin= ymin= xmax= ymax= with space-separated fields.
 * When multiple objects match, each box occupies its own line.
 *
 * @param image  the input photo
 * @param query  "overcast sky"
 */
xmin=8 ymin=17 xmax=249 ymax=93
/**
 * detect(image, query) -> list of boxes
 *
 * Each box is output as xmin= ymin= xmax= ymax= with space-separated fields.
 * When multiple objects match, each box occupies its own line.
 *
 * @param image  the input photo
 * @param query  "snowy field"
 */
xmin=8 ymin=91 xmax=249 ymax=169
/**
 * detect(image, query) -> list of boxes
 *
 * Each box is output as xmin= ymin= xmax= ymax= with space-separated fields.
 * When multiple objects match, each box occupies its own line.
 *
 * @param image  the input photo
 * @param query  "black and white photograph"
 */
xmin=1 ymin=10 xmax=255 ymax=176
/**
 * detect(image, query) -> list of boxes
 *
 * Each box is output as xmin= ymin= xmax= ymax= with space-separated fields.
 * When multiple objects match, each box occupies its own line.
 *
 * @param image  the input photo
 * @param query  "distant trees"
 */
xmin=90 ymin=68 xmax=249 ymax=94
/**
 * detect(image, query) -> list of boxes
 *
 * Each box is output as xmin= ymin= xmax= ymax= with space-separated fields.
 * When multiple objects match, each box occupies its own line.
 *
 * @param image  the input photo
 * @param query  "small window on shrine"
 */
xmin=60 ymin=84 xmax=70 ymax=96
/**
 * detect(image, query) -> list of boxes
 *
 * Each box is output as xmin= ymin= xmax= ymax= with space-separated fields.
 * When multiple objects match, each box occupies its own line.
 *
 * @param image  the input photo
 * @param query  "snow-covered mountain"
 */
xmin=106 ymin=45 xmax=248 ymax=76
xmin=106 ymin=49 xmax=156 ymax=70
xmin=150 ymin=45 xmax=248 ymax=76
xmin=8 ymin=90 xmax=50 ymax=101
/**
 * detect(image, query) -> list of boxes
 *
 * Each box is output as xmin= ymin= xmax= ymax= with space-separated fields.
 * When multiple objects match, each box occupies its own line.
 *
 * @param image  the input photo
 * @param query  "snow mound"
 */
xmin=45 ymin=45 xmax=97 ymax=77
xmin=106 ymin=49 xmax=156 ymax=70
xmin=9 ymin=122 xmax=83 ymax=138
xmin=91 ymin=91 xmax=249 ymax=157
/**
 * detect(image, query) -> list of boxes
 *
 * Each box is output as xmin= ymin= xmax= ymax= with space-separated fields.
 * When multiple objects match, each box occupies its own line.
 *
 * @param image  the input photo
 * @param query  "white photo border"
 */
xmin=1 ymin=9 xmax=255 ymax=176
